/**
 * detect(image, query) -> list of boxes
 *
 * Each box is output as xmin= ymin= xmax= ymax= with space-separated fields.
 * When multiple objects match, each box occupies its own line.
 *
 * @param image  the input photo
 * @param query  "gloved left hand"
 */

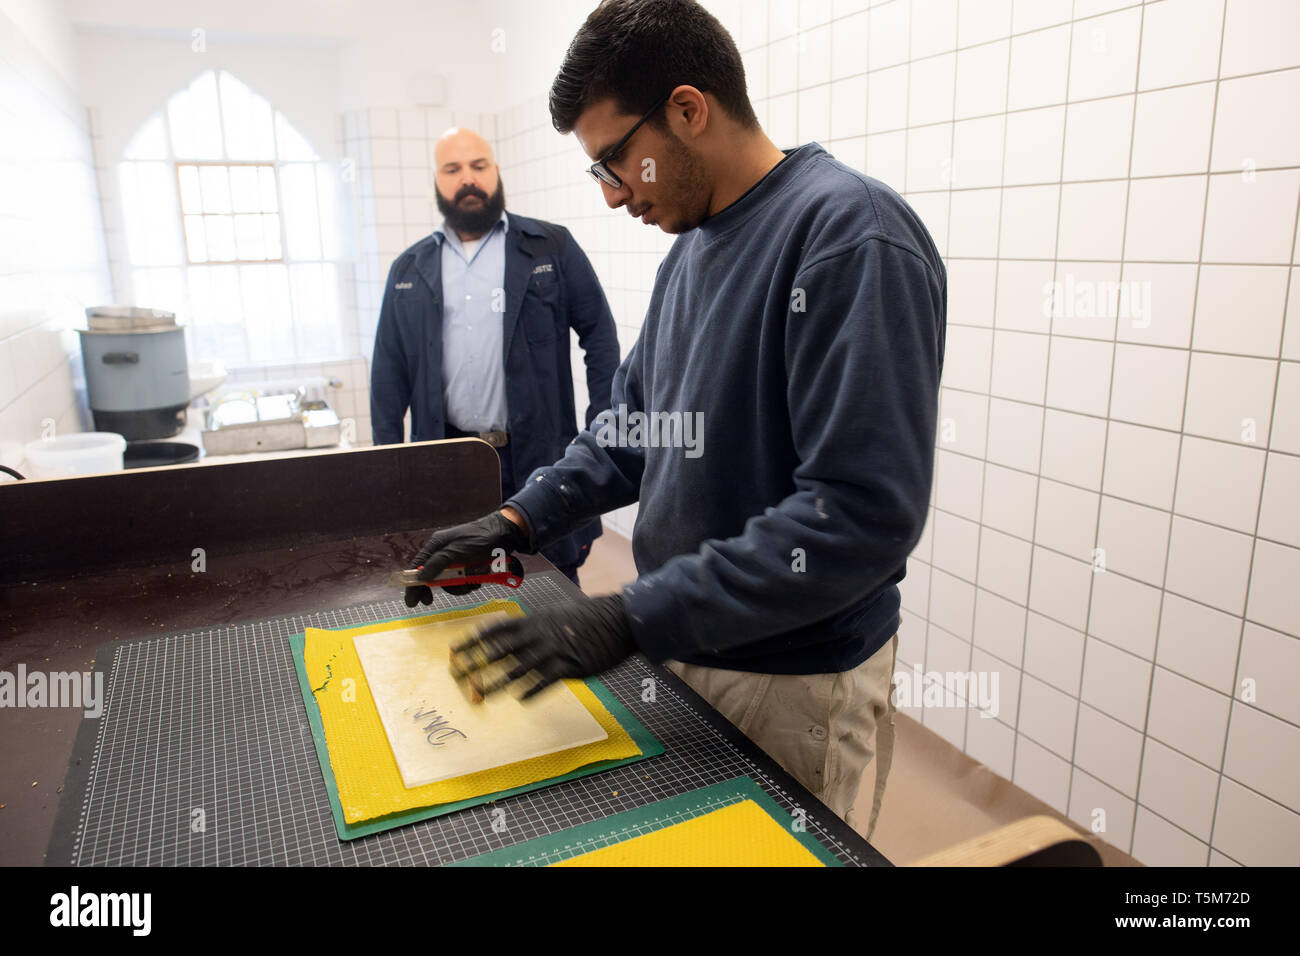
xmin=449 ymin=595 xmax=636 ymax=700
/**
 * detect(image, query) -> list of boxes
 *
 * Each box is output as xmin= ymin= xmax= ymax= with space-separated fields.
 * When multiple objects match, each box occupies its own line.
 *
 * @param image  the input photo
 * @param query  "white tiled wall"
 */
xmin=0 ymin=1 xmax=112 ymax=451
xmin=487 ymin=0 xmax=1300 ymax=866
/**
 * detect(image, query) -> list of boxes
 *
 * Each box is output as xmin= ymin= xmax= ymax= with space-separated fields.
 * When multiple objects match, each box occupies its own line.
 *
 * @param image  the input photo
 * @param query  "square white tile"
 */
xmin=1068 ymin=7 xmax=1141 ymax=102
xmin=1165 ymin=515 xmax=1254 ymax=614
xmin=1116 ymin=262 xmax=1197 ymax=348
xmin=1028 ymin=546 xmax=1092 ymax=630
xmin=1045 ymin=335 xmax=1114 ymax=417
xmin=981 ymin=462 xmax=1037 ymax=539
xmin=1202 ymin=170 xmax=1300 ymax=265
xmin=934 ymin=448 xmax=985 ymax=520
xmin=1238 ymin=621 xmax=1300 ymax=724
xmin=1183 ymin=352 xmax=1276 ymax=445
xmin=1096 ymin=495 xmax=1171 ymax=586
xmin=1069 ymin=770 xmax=1136 ymax=852
xmin=999 ymin=185 xmax=1060 ymax=258
xmin=1223 ymin=701 xmax=1300 ymax=809
xmin=1192 ymin=265 xmax=1288 ymax=357
xmin=1212 ymin=777 xmax=1300 ymax=867
xmin=1157 ymin=593 xmax=1243 ymax=695
xmin=1039 ymin=407 xmax=1107 ymax=489
xmin=1139 ymin=0 xmax=1225 ymax=90
xmin=990 ymin=329 xmax=1049 ymax=403
xmin=947 ymin=258 xmax=998 ymax=328
xmin=1018 ymin=674 xmax=1079 ymax=758
xmin=1139 ymin=737 xmax=1220 ymax=841
xmin=1034 ymin=478 xmax=1100 ymax=559
xmin=994 ymin=259 xmax=1055 ymax=333
xmin=1080 ymin=635 xmax=1152 ymax=729
xmin=1147 ymin=665 xmax=1232 ymax=767
xmin=1131 ymin=807 xmax=1209 ymax=866
xmin=1246 ymin=539 xmax=1300 ymax=637
xmin=1271 ymin=362 xmax=1300 ymax=453
xmin=1013 ymin=733 xmax=1071 ymax=812
xmin=1258 ymin=451 xmax=1300 ymax=548
xmin=978 ymin=528 xmax=1033 ymax=604
xmin=1103 ymin=420 xmax=1180 ymax=510
xmin=1174 ymin=436 xmax=1266 ymax=533
xmin=954 ymin=39 xmax=1010 ymax=120
xmin=1023 ymin=611 xmax=1085 ymax=694
xmin=1003 ymin=106 xmax=1066 ymax=185
xmin=1007 ymin=24 xmax=1071 ymax=111
xmin=1088 ymin=568 xmax=1162 ymax=659
xmin=1109 ymin=343 xmax=1189 ymax=431
xmin=1124 ymin=175 xmax=1207 ymax=262
xmin=1131 ymin=83 xmax=1216 ymax=177
xmin=1211 ymin=70 xmax=1300 ymax=173
xmin=973 ymin=586 xmax=1028 ymax=665
xmin=1074 ymin=703 xmax=1144 ymax=797
xmin=1063 ymin=96 xmax=1133 ymax=186
xmin=985 ymin=396 xmax=1043 ymax=472
xmin=1220 ymin=0 xmax=1300 ymax=77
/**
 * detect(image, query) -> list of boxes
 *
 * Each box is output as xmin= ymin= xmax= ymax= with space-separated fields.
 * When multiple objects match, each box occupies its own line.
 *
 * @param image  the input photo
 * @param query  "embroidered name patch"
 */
xmin=395 ymin=281 xmax=413 ymax=290
xmin=531 ymin=263 xmax=554 ymax=275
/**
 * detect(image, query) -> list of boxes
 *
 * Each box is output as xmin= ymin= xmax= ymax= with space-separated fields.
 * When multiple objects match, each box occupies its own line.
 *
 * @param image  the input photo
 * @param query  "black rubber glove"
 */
xmin=404 ymin=510 xmax=529 ymax=608
xmin=449 ymin=595 xmax=636 ymax=699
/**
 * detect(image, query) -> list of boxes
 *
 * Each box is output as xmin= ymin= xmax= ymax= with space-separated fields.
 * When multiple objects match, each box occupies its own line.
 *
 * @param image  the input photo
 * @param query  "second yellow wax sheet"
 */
xmin=304 ymin=600 xmax=642 ymax=824
xmin=552 ymin=799 xmax=826 ymax=867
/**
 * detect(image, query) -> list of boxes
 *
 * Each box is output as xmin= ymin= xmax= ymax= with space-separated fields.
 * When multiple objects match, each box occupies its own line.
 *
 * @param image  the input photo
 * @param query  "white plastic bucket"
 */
xmin=22 ymin=432 xmax=127 ymax=479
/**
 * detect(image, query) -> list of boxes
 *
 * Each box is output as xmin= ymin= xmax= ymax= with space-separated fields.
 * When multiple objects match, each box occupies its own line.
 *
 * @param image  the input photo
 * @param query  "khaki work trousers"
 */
xmin=666 ymin=633 xmax=899 ymax=840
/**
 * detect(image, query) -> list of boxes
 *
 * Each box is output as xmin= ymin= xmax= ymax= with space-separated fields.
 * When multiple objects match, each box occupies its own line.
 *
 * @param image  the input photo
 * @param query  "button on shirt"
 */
xmin=436 ymin=211 xmax=509 ymax=432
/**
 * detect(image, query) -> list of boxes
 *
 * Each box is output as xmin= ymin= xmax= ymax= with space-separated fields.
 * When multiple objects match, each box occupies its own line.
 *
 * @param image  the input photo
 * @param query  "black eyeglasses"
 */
xmin=585 ymin=93 xmax=672 ymax=189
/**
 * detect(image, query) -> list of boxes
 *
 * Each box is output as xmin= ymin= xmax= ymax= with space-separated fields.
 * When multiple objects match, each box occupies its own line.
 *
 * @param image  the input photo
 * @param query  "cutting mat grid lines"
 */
xmin=66 ymin=576 xmax=874 ymax=866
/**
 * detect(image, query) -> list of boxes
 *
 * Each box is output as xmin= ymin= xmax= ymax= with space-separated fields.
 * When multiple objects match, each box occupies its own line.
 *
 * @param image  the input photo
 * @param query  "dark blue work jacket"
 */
xmin=369 ymin=213 xmax=620 ymax=568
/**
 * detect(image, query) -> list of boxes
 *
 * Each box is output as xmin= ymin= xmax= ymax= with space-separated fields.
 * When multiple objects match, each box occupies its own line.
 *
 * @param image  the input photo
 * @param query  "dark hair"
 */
xmin=549 ymin=0 xmax=759 ymax=135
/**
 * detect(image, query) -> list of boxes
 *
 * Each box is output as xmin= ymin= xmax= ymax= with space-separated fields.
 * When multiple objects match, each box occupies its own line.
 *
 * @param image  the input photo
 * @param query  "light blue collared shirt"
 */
xmin=435 ymin=210 xmax=509 ymax=432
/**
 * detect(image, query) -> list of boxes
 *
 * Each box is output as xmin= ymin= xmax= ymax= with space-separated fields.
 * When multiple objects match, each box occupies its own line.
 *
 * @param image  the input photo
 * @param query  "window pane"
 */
xmin=241 ymin=264 xmax=293 ymax=361
xmin=233 ymin=214 xmax=265 ymax=260
xmin=205 ymin=216 xmax=236 ymax=261
xmin=259 ymin=166 xmax=278 ymax=211
xmin=280 ymin=163 xmax=321 ymax=260
xmin=198 ymin=165 xmax=231 ymax=213
xmin=219 ymin=72 xmax=275 ymax=160
xmin=177 ymin=165 xmax=202 ymax=214
xmin=167 ymin=71 xmax=222 ymax=159
xmin=184 ymin=215 xmax=208 ymax=262
xmin=261 ymin=214 xmax=282 ymax=260
xmin=229 ymin=165 xmax=261 ymax=213
xmin=262 ymin=213 xmax=282 ymax=259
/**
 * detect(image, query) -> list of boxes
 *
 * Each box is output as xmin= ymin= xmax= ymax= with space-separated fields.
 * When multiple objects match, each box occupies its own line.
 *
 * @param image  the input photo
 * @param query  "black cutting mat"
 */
xmin=49 ymin=574 xmax=888 ymax=867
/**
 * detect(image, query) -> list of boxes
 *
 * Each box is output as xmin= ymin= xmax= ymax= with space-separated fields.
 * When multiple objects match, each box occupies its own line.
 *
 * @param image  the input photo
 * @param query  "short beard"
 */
xmin=658 ymin=127 xmax=711 ymax=234
xmin=437 ymin=179 xmax=507 ymax=236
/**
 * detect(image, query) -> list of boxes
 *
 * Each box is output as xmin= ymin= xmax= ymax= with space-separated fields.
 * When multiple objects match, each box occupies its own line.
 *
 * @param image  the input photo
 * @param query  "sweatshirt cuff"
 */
xmin=503 ymin=471 xmax=577 ymax=552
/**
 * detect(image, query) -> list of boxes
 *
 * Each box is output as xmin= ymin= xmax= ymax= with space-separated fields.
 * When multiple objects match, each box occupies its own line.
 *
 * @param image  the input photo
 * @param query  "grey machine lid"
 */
xmin=83 ymin=306 xmax=179 ymax=334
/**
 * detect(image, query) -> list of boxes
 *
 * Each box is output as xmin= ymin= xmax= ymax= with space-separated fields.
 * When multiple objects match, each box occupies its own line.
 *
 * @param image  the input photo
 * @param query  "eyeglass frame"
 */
xmin=585 ymin=92 xmax=673 ymax=189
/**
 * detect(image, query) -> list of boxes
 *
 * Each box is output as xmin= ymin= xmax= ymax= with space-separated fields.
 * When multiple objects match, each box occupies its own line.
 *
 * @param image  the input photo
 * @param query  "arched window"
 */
xmin=116 ymin=70 xmax=348 ymax=365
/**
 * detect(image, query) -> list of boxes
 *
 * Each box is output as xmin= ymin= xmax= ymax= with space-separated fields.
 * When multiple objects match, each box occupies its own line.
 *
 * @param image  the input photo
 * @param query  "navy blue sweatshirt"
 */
xmin=506 ymin=143 xmax=947 ymax=674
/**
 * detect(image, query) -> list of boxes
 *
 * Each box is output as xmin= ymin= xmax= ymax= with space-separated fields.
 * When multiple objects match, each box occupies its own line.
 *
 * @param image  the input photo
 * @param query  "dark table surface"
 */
xmin=0 ymin=441 xmax=888 ymax=866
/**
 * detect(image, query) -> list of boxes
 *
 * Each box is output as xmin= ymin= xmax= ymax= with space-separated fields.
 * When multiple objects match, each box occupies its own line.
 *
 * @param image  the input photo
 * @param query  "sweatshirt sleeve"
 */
xmin=621 ymin=236 xmax=945 ymax=662
xmin=503 ymin=337 xmax=647 ymax=548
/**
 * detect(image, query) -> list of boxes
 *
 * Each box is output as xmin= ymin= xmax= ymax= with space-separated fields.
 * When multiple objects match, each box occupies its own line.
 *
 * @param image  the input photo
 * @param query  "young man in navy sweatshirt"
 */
xmin=407 ymin=0 xmax=947 ymax=836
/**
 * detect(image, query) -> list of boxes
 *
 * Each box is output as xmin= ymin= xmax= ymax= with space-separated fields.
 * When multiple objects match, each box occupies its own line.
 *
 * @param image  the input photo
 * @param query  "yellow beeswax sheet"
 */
xmin=304 ymin=600 xmax=642 ymax=823
xmin=552 ymin=799 xmax=826 ymax=867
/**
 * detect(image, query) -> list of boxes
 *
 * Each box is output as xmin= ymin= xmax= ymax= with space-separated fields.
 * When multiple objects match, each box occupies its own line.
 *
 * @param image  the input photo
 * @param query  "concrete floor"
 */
xmin=578 ymin=528 xmax=1139 ymax=867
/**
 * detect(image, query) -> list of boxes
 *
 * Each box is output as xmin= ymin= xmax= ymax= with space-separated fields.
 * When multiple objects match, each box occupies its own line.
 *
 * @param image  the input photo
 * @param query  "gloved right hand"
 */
xmin=404 ymin=510 xmax=530 ymax=608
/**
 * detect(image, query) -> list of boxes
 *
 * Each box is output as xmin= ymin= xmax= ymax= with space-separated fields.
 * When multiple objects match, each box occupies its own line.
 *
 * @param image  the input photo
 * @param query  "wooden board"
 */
xmin=353 ymin=613 xmax=608 ymax=788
